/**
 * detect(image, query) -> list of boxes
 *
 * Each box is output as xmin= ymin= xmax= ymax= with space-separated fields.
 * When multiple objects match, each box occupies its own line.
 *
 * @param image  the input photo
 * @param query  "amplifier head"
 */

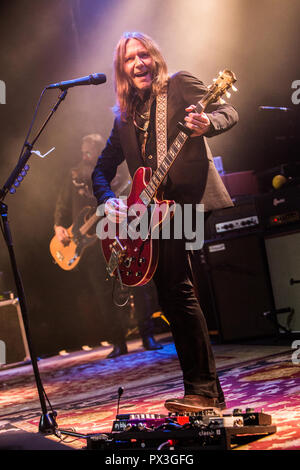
xmin=255 ymin=185 xmax=300 ymax=230
xmin=205 ymin=196 xmax=259 ymax=239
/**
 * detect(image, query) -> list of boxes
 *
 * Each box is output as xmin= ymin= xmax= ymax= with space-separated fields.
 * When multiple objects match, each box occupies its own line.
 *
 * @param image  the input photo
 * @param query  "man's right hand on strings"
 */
xmin=104 ymin=197 xmax=128 ymax=223
xmin=55 ymin=225 xmax=71 ymax=245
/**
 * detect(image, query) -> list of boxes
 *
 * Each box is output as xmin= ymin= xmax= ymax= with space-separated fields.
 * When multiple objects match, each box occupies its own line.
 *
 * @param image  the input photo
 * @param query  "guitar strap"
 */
xmin=156 ymin=92 xmax=168 ymax=168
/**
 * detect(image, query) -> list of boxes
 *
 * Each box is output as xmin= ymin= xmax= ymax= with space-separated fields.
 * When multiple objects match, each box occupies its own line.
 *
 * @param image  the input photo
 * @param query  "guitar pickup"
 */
xmin=114 ymin=237 xmax=126 ymax=251
xmin=68 ymin=254 xmax=78 ymax=266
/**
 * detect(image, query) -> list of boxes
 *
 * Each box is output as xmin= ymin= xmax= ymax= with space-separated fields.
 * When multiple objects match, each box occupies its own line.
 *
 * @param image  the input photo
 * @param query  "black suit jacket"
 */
xmin=92 ymin=71 xmax=238 ymax=211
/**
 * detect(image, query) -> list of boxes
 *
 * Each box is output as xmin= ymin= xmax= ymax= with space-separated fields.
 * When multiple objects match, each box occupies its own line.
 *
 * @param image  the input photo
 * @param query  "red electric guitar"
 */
xmin=100 ymin=69 xmax=237 ymax=287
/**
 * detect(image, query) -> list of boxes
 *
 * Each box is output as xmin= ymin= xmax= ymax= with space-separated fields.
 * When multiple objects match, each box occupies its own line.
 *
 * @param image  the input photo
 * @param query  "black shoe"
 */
xmin=218 ymin=400 xmax=227 ymax=410
xmin=106 ymin=343 xmax=128 ymax=359
xmin=142 ymin=336 xmax=163 ymax=351
xmin=164 ymin=395 xmax=224 ymax=413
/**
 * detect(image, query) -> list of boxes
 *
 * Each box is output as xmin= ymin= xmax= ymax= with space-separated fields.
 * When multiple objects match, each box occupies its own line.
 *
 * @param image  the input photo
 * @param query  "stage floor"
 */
xmin=0 ymin=333 xmax=300 ymax=451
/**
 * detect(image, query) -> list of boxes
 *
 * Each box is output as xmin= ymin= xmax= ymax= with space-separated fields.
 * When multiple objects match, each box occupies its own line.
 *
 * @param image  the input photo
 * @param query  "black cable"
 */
xmin=54 ymin=428 xmax=82 ymax=444
xmin=112 ymin=277 xmax=130 ymax=307
xmin=17 ymin=87 xmax=47 ymax=162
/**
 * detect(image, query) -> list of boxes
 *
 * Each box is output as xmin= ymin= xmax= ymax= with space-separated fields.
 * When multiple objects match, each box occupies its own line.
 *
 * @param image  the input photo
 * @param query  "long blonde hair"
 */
xmin=113 ymin=32 xmax=169 ymax=120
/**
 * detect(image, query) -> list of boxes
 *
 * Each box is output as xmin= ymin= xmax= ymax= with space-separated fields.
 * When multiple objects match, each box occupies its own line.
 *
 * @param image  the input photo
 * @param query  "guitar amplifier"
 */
xmin=203 ymin=234 xmax=277 ymax=341
xmin=0 ymin=298 xmax=30 ymax=366
xmin=255 ymin=185 xmax=300 ymax=231
xmin=205 ymin=196 xmax=260 ymax=240
xmin=264 ymin=230 xmax=300 ymax=332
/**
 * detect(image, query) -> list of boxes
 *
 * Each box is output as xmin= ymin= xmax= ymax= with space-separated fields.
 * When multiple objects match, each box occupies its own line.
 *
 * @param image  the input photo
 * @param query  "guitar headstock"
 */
xmin=204 ymin=69 xmax=237 ymax=107
xmin=177 ymin=69 xmax=237 ymax=136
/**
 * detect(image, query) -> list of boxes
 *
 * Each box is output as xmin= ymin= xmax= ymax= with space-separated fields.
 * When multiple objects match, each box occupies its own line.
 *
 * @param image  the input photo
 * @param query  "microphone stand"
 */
xmin=0 ymin=89 xmax=67 ymax=434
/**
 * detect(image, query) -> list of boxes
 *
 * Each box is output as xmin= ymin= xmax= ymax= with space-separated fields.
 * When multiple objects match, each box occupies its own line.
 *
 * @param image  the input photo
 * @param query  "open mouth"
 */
xmin=134 ymin=71 xmax=149 ymax=78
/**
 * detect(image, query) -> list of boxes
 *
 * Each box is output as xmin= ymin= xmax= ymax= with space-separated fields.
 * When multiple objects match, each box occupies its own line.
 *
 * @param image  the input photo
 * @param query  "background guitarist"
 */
xmin=92 ymin=32 xmax=239 ymax=411
xmin=54 ymin=133 xmax=163 ymax=358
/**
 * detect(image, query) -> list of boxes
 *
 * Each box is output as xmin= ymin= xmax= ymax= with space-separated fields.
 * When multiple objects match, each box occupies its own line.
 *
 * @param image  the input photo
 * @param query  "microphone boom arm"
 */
xmin=0 ymin=89 xmax=67 ymax=200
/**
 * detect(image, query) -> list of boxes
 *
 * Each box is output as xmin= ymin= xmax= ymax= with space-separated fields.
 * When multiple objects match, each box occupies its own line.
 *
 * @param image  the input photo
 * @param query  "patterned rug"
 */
xmin=0 ymin=334 xmax=299 ymax=451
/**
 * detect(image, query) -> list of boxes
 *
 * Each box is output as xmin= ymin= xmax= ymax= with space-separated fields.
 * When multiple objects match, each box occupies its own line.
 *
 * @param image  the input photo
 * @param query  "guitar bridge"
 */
xmin=106 ymin=237 xmax=126 ymax=278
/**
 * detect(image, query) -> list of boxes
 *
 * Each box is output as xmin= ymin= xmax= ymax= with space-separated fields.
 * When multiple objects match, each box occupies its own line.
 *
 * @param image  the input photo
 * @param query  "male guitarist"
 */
xmin=54 ymin=133 xmax=163 ymax=357
xmin=92 ymin=32 xmax=238 ymax=412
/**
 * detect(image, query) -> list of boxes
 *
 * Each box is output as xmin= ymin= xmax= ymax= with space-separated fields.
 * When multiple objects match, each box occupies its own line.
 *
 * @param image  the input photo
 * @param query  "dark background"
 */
xmin=0 ymin=0 xmax=299 ymax=356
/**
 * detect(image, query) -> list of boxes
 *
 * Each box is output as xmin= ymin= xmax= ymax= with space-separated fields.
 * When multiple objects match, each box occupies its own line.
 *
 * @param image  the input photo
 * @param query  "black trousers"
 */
xmin=81 ymin=242 xmax=156 ymax=344
xmin=152 ymin=216 xmax=224 ymax=401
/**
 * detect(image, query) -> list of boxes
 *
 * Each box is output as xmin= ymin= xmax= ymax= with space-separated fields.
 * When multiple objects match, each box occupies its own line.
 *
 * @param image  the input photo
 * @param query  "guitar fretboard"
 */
xmin=139 ymin=88 xmax=214 ymax=205
xmin=79 ymin=212 xmax=99 ymax=236
xmin=140 ymin=130 xmax=188 ymax=205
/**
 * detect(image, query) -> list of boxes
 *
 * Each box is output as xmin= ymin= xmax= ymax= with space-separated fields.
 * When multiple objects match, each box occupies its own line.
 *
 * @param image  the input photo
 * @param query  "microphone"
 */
xmin=116 ymin=387 xmax=124 ymax=417
xmin=46 ymin=73 xmax=106 ymax=90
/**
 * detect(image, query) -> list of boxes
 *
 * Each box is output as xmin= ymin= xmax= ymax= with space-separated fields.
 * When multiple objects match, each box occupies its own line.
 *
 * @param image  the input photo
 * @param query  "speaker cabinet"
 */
xmin=204 ymin=234 xmax=277 ymax=341
xmin=191 ymin=250 xmax=219 ymax=334
xmin=264 ymin=230 xmax=300 ymax=332
xmin=0 ymin=298 xmax=30 ymax=365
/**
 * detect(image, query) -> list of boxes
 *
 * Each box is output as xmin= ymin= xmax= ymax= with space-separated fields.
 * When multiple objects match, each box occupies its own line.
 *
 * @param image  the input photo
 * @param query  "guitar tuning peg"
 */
xmin=231 ymin=85 xmax=238 ymax=92
xmin=225 ymin=91 xmax=231 ymax=98
xmin=219 ymin=97 xmax=226 ymax=104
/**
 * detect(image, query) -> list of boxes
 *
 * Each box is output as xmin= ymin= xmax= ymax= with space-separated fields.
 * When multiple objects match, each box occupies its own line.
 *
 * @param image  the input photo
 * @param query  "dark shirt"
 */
xmin=54 ymin=168 xmax=96 ymax=228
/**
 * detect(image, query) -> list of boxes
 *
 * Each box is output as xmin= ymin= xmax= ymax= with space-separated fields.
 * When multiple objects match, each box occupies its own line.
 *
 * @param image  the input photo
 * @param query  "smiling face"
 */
xmin=123 ymin=38 xmax=154 ymax=96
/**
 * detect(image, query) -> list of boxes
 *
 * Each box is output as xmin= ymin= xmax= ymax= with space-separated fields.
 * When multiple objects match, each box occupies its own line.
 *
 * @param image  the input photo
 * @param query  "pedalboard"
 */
xmin=85 ymin=408 xmax=276 ymax=451
xmin=111 ymin=408 xmax=272 ymax=432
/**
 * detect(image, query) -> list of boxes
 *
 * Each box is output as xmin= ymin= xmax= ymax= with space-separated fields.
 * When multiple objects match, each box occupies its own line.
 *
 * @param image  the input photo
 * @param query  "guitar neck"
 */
xmin=139 ymin=76 xmax=233 ymax=206
xmin=79 ymin=212 xmax=99 ymax=235
xmin=139 ymin=95 xmax=209 ymax=205
xmin=140 ymin=130 xmax=188 ymax=205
